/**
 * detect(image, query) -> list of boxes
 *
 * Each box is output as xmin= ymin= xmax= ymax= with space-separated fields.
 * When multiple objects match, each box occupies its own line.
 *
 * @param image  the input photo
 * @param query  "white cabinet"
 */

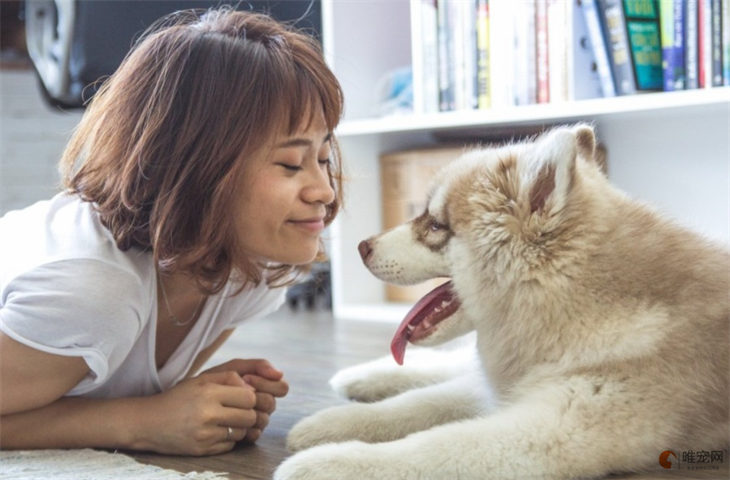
xmin=321 ymin=0 xmax=730 ymax=322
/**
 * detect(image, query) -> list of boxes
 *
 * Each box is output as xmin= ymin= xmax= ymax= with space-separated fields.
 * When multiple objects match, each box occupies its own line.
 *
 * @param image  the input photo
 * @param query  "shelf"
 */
xmin=336 ymin=87 xmax=730 ymax=137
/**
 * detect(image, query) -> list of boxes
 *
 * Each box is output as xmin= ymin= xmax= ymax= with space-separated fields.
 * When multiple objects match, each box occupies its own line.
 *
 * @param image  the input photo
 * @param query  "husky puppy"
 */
xmin=275 ymin=125 xmax=729 ymax=480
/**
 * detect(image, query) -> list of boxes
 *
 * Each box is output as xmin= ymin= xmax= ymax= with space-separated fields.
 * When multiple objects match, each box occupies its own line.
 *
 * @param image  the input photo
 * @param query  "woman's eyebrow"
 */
xmin=276 ymin=132 xmax=332 ymax=149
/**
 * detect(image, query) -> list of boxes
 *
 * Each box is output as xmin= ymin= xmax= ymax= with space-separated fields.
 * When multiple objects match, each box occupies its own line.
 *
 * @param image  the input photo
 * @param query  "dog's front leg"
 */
xmin=330 ymin=344 xmax=478 ymax=402
xmin=286 ymin=372 xmax=490 ymax=452
xmin=275 ymin=375 xmax=691 ymax=480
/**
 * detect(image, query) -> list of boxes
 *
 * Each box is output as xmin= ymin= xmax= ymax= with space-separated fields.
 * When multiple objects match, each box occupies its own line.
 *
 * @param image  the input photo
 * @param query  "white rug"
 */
xmin=0 ymin=449 xmax=229 ymax=480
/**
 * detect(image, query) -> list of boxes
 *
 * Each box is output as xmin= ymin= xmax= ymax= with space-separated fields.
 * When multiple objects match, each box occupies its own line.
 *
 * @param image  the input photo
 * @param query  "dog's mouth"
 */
xmin=390 ymin=281 xmax=461 ymax=365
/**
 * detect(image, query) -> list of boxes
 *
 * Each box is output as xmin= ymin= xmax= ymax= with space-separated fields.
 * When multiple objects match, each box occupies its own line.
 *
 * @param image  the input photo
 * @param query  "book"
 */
xmin=476 ymin=0 xmax=490 ymax=109
xmin=572 ymin=0 xmax=606 ymax=99
xmin=699 ymin=0 xmax=712 ymax=87
xmin=436 ymin=0 xmax=454 ymax=111
xmin=685 ymin=0 xmax=699 ymax=89
xmin=489 ymin=0 xmax=516 ymax=108
xmin=710 ymin=0 xmax=722 ymax=85
xmin=597 ymin=0 xmax=637 ymax=95
xmin=722 ymin=0 xmax=730 ymax=85
xmin=536 ymin=0 xmax=551 ymax=103
xmin=580 ymin=0 xmax=618 ymax=96
xmin=512 ymin=0 xmax=537 ymax=105
xmin=412 ymin=0 xmax=440 ymax=113
xmin=548 ymin=0 xmax=570 ymax=102
xmin=622 ymin=0 xmax=663 ymax=90
xmin=660 ymin=0 xmax=686 ymax=91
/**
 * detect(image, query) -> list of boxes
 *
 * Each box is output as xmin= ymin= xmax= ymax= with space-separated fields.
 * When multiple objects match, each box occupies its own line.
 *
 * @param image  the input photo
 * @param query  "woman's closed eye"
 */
xmin=278 ymin=163 xmax=302 ymax=172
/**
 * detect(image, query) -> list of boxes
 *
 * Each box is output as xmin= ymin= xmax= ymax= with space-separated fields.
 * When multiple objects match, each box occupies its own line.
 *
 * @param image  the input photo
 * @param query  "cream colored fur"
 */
xmin=275 ymin=125 xmax=729 ymax=480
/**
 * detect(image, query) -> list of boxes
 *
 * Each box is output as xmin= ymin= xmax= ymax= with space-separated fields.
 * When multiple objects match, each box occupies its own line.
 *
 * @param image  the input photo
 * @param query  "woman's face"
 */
xmin=236 ymin=112 xmax=335 ymax=265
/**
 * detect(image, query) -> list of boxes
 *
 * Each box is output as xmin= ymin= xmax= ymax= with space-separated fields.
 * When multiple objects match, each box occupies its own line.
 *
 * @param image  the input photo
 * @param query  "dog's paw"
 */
xmin=274 ymin=441 xmax=396 ymax=480
xmin=286 ymin=403 xmax=386 ymax=452
xmin=329 ymin=361 xmax=404 ymax=402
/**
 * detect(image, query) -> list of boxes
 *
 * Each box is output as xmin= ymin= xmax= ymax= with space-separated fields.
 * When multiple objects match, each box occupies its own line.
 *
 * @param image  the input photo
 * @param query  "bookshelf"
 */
xmin=322 ymin=0 xmax=730 ymax=322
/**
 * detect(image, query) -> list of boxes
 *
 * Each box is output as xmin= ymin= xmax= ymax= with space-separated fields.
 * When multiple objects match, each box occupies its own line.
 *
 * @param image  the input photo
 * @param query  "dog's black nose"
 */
xmin=358 ymin=240 xmax=372 ymax=262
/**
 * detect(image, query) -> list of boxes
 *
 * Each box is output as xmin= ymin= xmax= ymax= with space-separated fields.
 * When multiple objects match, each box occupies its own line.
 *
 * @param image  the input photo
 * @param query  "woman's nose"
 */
xmin=303 ymin=167 xmax=335 ymax=205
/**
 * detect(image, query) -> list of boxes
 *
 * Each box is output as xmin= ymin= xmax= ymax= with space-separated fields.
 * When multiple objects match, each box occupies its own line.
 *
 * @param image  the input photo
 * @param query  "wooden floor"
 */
xmin=126 ymin=307 xmax=728 ymax=480
xmin=130 ymin=307 xmax=396 ymax=480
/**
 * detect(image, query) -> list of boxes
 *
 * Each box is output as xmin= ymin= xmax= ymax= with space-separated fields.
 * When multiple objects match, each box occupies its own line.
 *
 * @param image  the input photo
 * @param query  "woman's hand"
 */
xmin=201 ymin=359 xmax=289 ymax=443
xmin=135 ymin=370 xmax=259 ymax=456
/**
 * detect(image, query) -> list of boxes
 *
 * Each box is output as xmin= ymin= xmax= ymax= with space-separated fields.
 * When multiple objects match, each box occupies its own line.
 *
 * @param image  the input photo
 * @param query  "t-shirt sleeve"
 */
xmin=0 ymin=259 xmax=146 ymax=395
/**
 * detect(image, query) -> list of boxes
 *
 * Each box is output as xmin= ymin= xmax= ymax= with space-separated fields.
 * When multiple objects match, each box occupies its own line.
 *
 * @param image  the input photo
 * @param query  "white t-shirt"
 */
xmin=0 ymin=193 xmax=286 ymax=399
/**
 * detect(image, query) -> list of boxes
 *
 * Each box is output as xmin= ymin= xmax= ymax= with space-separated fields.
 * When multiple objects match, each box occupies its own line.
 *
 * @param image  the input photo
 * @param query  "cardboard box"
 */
xmin=380 ymin=146 xmax=463 ymax=303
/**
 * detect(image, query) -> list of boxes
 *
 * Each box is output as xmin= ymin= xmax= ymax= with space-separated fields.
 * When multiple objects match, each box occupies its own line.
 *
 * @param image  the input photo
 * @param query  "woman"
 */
xmin=0 ymin=7 xmax=343 ymax=456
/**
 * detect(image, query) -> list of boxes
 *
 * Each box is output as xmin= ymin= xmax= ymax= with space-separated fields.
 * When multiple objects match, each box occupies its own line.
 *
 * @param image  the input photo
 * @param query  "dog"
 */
xmin=274 ymin=125 xmax=729 ymax=480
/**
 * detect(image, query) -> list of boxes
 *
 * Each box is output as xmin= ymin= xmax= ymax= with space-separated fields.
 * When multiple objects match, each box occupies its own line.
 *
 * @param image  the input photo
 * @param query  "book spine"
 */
xmin=597 ymin=0 xmax=637 ymax=94
xmin=437 ymin=0 xmax=454 ymax=111
xmin=536 ymin=0 xmax=551 ymax=102
xmin=548 ymin=0 xmax=570 ymax=102
xmin=685 ymin=0 xmax=699 ymax=89
xmin=622 ymin=0 xmax=663 ymax=91
xmin=723 ymin=0 xmax=730 ymax=85
xmin=420 ymin=0 xmax=440 ymax=113
xmin=450 ymin=0 xmax=467 ymax=110
xmin=711 ymin=0 xmax=722 ymax=85
xmin=476 ymin=0 xmax=491 ymax=109
xmin=461 ymin=0 xmax=478 ymax=110
xmin=513 ymin=0 xmax=537 ymax=105
xmin=699 ymin=0 xmax=713 ymax=86
xmin=660 ymin=0 xmax=686 ymax=91
xmin=573 ymin=0 xmax=606 ymax=99
xmin=489 ymin=0 xmax=515 ymax=107
xmin=581 ymin=0 xmax=618 ymax=96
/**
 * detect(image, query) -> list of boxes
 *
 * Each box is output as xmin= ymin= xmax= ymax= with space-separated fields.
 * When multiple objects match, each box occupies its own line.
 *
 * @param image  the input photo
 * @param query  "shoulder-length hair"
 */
xmin=60 ymin=7 xmax=344 ymax=294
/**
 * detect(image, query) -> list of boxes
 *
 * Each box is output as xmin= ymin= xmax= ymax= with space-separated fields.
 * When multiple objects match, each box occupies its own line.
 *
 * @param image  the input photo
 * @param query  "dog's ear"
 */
xmin=527 ymin=126 xmax=585 ymax=214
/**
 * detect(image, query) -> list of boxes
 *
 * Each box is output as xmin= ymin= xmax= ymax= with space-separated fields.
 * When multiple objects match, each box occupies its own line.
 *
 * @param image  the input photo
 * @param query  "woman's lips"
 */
xmin=288 ymin=218 xmax=325 ymax=234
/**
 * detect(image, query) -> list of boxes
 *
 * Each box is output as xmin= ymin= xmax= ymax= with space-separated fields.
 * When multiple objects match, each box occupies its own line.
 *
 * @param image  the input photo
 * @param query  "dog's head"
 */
xmin=360 ymin=124 xmax=603 ymax=364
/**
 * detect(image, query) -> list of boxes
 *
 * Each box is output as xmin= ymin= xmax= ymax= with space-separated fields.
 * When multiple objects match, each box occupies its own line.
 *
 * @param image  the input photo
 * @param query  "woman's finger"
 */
xmin=254 ymin=392 xmax=276 ymax=413
xmin=219 ymin=405 xmax=258 ymax=429
xmin=243 ymin=374 xmax=289 ymax=397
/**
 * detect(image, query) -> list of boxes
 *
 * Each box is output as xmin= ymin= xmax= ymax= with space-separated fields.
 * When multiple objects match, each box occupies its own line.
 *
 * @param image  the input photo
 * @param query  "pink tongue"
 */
xmin=390 ymin=281 xmax=459 ymax=365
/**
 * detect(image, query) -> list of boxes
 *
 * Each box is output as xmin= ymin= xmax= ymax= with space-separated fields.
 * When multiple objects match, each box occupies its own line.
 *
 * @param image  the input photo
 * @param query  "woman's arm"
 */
xmin=1 ymin=369 xmax=259 ymax=455
xmin=0 ymin=333 xmax=88 ymax=415
xmin=0 ymin=332 xmax=259 ymax=455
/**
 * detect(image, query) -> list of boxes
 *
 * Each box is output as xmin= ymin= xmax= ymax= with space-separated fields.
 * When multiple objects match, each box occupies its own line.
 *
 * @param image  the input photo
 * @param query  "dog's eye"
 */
xmin=429 ymin=221 xmax=447 ymax=232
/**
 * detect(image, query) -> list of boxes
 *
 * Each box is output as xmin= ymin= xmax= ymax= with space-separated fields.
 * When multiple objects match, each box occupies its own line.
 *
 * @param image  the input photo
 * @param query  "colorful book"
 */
xmin=622 ymin=0 xmax=663 ymax=90
xmin=597 ymin=0 xmax=637 ymax=94
xmin=660 ymin=0 xmax=686 ymax=90
xmin=581 ymin=0 xmax=618 ymax=96
xmin=699 ymin=0 xmax=712 ymax=87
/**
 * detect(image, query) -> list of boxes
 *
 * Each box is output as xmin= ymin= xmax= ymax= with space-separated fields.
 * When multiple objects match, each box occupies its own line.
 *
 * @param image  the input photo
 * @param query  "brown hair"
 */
xmin=60 ymin=7 xmax=344 ymax=294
